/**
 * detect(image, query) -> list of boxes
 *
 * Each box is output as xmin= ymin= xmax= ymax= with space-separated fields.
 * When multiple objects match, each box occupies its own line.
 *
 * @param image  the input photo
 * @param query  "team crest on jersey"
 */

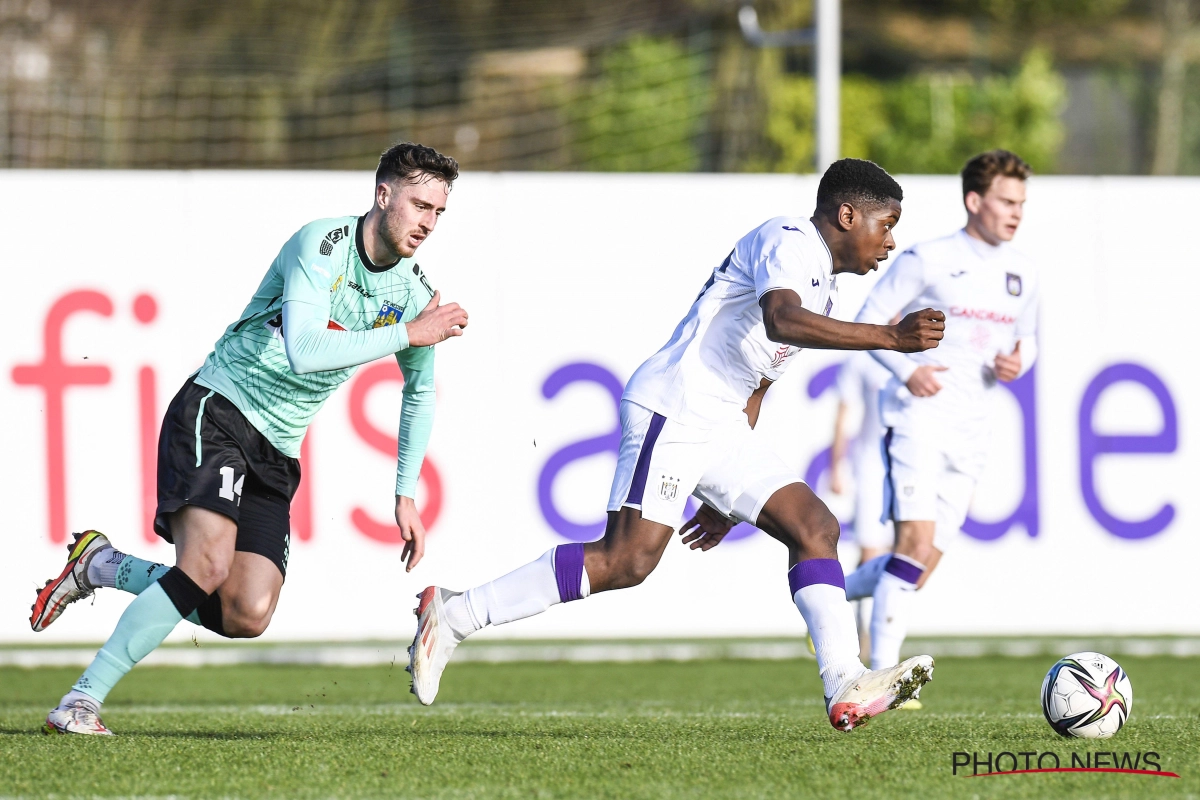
xmin=1006 ymin=272 xmax=1023 ymax=296
xmin=372 ymin=301 xmax=404 ymax=328
xmin=658 ymin=475 xmax=680 ymax=502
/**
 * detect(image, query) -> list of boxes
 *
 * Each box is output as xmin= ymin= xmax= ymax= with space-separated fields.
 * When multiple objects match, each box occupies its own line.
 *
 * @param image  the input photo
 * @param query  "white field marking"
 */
xmin=1 ymin=702 xmax=824 ymax=718
xmin=3 ymin=637 xmax=1199 ymax=668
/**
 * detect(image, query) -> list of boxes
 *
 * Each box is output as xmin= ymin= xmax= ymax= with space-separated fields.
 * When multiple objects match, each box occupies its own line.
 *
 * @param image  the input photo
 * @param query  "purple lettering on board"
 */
xmin=537 ymin=362 xmax=624 ymax=542
xmin=1078 ymin=362 xmax=1177 ymax=539
xmin=963 ymin=365 xmax=1040 ymax=541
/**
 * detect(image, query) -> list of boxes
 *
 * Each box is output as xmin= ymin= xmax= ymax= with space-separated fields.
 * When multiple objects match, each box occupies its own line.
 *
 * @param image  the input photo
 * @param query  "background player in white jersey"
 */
xmin=843 ymin=150 xmax=1039 ymax=672
xmin=829 ymin=350 xmax=895 ymax=661
xmin=409 ymin=159 xmax=947 ymax=731
xmin=830 ymin=351 xmax=895 ymax=564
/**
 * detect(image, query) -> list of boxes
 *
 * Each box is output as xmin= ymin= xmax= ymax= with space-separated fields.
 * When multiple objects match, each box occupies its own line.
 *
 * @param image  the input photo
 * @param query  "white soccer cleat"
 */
xmin=407 ymin=586 xmax=465 ymax=705
xmin=43 ymin=700 xmax=113 ymax=736
xmin=827 ymin=655 xmax=934 ymax=731
xmin=30 ymin=530 xmax=111 ymax=632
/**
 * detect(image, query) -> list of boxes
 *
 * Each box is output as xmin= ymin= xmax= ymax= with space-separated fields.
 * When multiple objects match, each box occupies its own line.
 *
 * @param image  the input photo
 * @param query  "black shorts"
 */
xmin=155 ymin=377 xmax=301 ymax=576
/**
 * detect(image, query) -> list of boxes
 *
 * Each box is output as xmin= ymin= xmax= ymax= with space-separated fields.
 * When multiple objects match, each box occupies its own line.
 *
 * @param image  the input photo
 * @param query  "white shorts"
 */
xmin=882 ymin=426 xmax=986 ymax=552
xmin=607 ymin=401 xmax=801 ymax=528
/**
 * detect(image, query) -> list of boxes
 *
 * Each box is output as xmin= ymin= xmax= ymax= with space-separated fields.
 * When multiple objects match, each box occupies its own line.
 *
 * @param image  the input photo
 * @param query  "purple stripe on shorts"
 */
xmin=554 ymin=543 xmax=586 ymax=603
xmin=625 ymin=412 xmax=667 ymax=505
xmin=884 ymin=555 xmax=924 ymax=585
xmin=787 ymin=558 xmax=846 ymax=597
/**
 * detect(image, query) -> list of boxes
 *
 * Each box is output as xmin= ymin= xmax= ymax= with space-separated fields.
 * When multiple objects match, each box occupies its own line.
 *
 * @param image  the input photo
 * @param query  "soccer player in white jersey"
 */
xmin=843 ymin=150 xmax=1039 ymax=672
xmin=409 ymin=159 xmax=947 ymax=731
xmin=830 ymin=351 xmax=895 ymax=564
xmin=830 ymin=351 xmax=895 ymax=662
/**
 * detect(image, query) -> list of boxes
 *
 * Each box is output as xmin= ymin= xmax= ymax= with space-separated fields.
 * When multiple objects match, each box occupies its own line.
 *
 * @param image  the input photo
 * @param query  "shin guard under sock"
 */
xmin=72 ymin=567 xmax=209 ymax=703
xmin=789 ymin=559 xmax=866 ymax=699
xmin=455 ymin=544 xmax=591 ymax=635
xmin=869 ymin=555 xmax=925 ymax=670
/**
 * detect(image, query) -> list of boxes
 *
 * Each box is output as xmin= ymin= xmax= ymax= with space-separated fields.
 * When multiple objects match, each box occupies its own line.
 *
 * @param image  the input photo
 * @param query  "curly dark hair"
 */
xmin=815 ymin=158 xmax=903 ymax=216
xmin=376 ymin=142 xmax=459 ymax=189
xmin=961 ymin=149 xmax=1030 ymax=198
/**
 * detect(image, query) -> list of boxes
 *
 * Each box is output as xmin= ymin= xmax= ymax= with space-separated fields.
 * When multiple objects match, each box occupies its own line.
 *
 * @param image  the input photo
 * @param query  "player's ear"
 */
xmin=963 ymin=191 xmax=981 ymax=215
xmin=837 ymin=202 xmax=855 ymax=231
xmin=376 ymin=181 xmax=392 ymax=210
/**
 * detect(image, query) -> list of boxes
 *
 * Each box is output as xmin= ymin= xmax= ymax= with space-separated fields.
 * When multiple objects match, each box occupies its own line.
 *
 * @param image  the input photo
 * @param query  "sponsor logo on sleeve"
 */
xmin=319 ymin=225 xmax=350 ymax=257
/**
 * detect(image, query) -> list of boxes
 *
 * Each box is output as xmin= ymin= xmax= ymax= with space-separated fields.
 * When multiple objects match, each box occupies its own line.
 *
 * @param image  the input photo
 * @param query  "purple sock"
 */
xmin=554 ymin=543 xmax=587 ymax=603
xmin=788 ymin=558 xmax=863 ymax=697
xmin=787 ymin=558 xmax=846 ymax=597
xmin=883 ymin=554 xmax=924 ymax=584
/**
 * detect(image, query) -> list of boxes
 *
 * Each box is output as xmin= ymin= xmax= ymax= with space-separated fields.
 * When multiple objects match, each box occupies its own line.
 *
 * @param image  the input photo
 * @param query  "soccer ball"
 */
xmin=1040 ymin=651 xmax=1132 ymax=739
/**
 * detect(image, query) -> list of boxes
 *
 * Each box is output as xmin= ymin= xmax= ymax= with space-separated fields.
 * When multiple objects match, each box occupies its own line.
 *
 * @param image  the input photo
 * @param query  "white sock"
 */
xmin=60 ymin=689 xmax=100 ymax=710
xmin=855 ymin=596 xmax=873 ymax=661
xmin=86 ymin=547 xmax=124 ymax=589
xmin=869 ymin=556 xmax=925 ymax=670
xmin=454 ymin=546 xmax=591 ymax=636
xmin=788 ymin=559 xmax=866 ymax=699
xmin=844 ymin=555 xmax=889 ymax=601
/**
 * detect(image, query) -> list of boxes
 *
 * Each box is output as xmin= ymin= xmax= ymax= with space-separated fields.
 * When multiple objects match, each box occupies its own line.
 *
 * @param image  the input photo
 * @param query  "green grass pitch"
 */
xmin=1 ymin=654 xmax=1196 ymax=798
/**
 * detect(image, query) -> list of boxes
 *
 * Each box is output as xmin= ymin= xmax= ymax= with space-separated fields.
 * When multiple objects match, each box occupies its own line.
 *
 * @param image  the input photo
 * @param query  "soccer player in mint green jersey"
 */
xmin=32 ymin=142 xmax=469 ymax=736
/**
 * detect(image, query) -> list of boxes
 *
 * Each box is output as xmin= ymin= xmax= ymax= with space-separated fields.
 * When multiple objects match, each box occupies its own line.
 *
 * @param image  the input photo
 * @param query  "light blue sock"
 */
xmin=72 ymin=582 xmax=183 ymax=703
xmin=115 ymin=555 xmax=201 ymax=626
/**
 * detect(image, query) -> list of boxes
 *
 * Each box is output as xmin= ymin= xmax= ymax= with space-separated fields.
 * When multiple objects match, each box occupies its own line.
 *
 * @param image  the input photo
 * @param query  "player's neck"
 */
xmin=361 ymin=208 xmax=402 ymax=267
xmin=811 ymin=215 xmax=854 ymax=274
xmin=963 ymin=219 xmax=1003 ymax=248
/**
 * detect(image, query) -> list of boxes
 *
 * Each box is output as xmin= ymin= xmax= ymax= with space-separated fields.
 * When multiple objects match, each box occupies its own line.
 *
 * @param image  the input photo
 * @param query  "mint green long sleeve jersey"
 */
xmin=193 ymin=215 xmax=436 ymax=497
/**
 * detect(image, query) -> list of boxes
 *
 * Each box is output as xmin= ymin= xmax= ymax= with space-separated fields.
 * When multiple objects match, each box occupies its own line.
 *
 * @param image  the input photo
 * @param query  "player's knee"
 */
xmin=792 ymin=506 xmax=840 ymax=553
xmin=187 ymin=558 xmax=231 ymax=592
xmin=605 ymin=549 xmax=659 ymax=590
xmin=222 ymin=596 xmax=274 ymax=638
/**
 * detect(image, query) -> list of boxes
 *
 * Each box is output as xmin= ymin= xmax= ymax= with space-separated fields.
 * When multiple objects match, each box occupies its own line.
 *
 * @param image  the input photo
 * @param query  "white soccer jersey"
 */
xmin=624 ymin=216 xmax=836 ymax=428
xmin=855 ymin=229 xmax=1039 ymax=432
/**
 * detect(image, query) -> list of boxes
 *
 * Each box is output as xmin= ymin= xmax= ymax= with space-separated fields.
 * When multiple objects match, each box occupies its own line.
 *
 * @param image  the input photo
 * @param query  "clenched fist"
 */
xmin=892 ymin=309 xmax=945 ymax=353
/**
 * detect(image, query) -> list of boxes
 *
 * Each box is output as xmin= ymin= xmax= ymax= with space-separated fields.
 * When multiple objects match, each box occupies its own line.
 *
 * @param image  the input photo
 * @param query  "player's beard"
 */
xmin=379 ymin=211 xmax=417 ymax=261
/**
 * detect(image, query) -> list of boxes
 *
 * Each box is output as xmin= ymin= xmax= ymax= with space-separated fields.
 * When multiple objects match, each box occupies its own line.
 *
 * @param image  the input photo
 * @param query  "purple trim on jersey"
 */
xmin=625 ymin=412 xmax=667 ymax=505
xmin=787 ymin=558 xmax=846 ymax=597
xmin=554 ymin=543 xmax=586 ymax=603
xmin=884 ymin=555 xmax=924 ymax=585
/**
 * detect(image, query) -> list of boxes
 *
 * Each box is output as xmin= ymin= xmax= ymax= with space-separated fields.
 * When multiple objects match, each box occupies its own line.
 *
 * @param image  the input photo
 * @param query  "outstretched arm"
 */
xmin=283 ymin=291 xmax=467 ymax=375
xmin=393 ymin=345 xmax=436 ymax=572
xmin=759 ymin=289 xmax=944 ymax=353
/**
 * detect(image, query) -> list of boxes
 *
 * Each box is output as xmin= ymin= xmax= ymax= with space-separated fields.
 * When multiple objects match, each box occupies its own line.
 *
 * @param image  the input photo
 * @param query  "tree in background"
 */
xmin=568 ymin=36 xmax=712 ymax=172
xmin=757 ymin=49 xmax=1065 ymax=174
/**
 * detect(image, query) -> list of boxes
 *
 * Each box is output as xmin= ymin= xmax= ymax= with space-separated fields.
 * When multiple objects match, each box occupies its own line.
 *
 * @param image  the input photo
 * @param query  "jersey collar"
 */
xmin=355 ymin=215 xmax=402 ymax=273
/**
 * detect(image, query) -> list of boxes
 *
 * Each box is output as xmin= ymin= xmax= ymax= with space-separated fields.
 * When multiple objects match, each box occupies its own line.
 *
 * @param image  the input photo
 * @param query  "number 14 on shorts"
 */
xmin=218 ymin=466 xmax=244 ymax=505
